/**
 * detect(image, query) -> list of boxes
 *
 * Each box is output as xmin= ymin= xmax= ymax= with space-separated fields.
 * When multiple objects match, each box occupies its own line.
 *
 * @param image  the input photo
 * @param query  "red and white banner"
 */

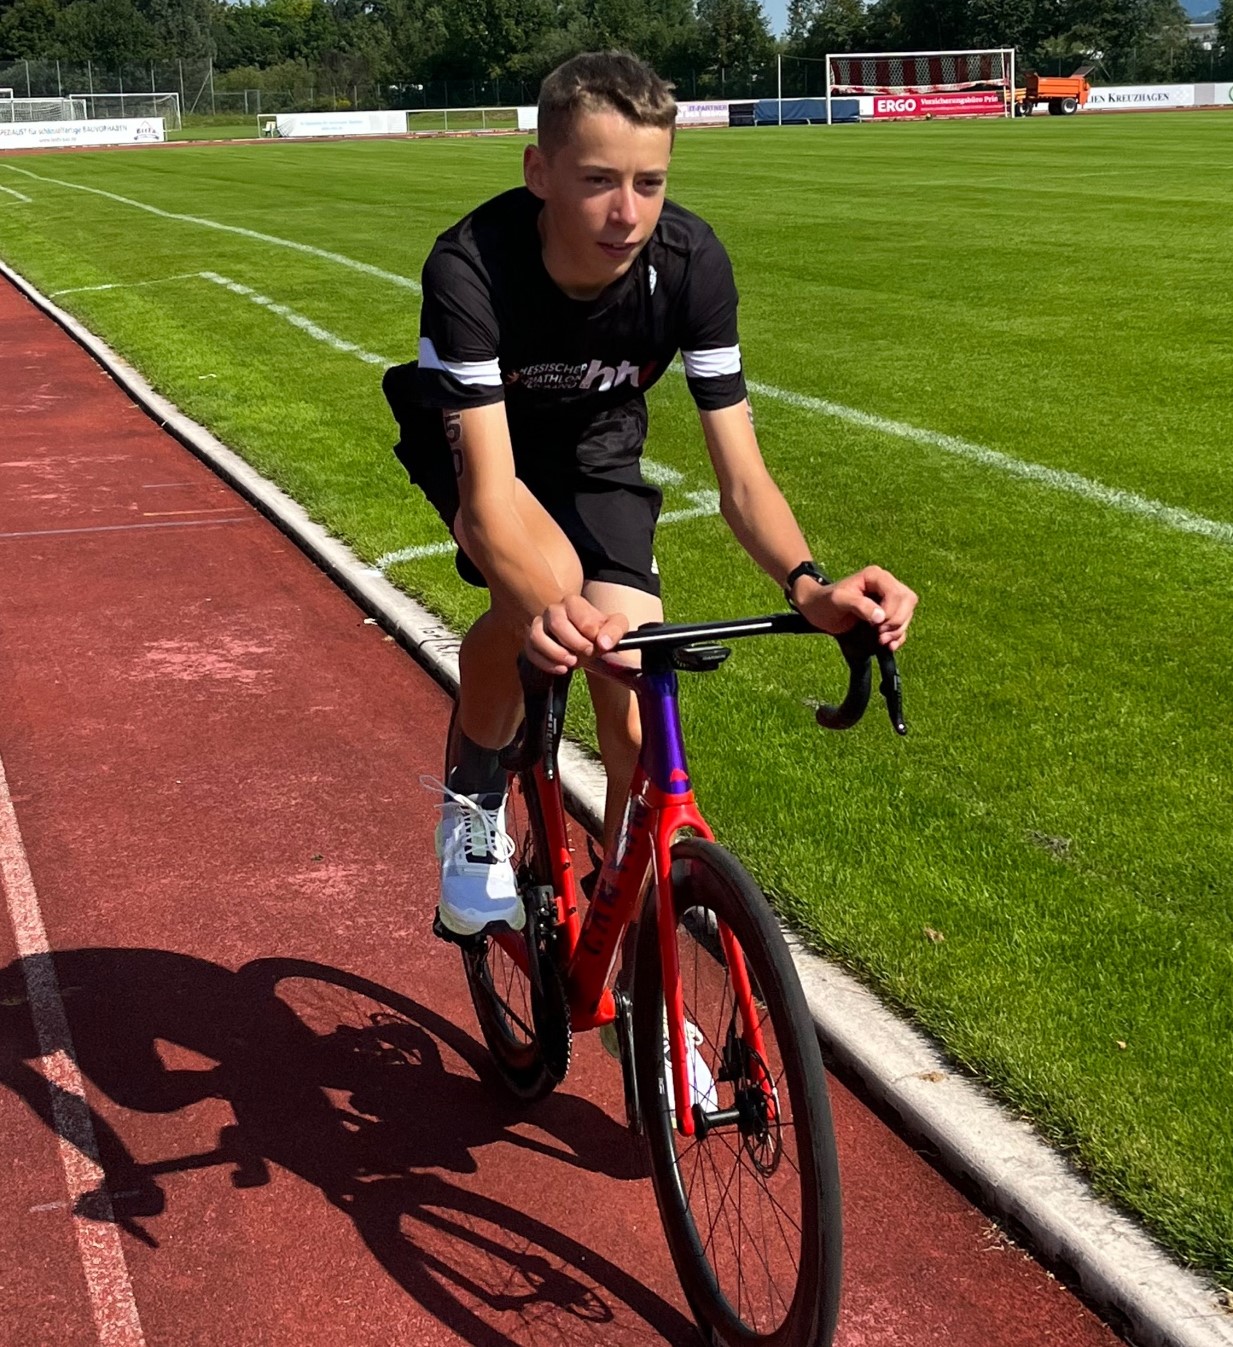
xmin=872 ymin=90 xmax=1005 ymax=119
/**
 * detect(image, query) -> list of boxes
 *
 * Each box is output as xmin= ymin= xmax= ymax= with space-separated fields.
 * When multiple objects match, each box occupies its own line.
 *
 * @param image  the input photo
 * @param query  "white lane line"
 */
xmin=0 ymin=751 xmax=147 ymax=1347
xmin=0 ymin=164 xmax=421 ymax=293
xmin=0 ymin=518 xmax=250 ymax=541
xmin=744 ymin=376 xmax=1233 ymax=550
xmin=50 ymin=274 xmax=201 ymax=298
xmin=0 ymin=184 xmax=32 ymax=203
xmin=198 ymin=272 xmax=393 ymax=366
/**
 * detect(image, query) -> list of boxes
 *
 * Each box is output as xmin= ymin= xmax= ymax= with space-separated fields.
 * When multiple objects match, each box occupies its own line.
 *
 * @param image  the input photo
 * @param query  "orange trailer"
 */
xmin=1016 ymin=66 xmax=1093 ymax=116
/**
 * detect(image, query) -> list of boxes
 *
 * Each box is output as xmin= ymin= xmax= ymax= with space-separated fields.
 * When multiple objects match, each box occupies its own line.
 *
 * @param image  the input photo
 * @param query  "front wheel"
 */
xmin=633 ymin=838 xmax=842 ymax=1346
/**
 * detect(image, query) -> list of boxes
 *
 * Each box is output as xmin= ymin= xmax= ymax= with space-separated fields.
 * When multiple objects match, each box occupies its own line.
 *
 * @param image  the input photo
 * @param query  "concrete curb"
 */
xmin=5 ymin=258 xmax=1230 ymax=1347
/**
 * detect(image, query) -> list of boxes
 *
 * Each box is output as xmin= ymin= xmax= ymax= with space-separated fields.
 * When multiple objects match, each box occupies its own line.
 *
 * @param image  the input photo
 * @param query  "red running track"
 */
xmin=0 ymin=278 xmax=1123 ymax=1347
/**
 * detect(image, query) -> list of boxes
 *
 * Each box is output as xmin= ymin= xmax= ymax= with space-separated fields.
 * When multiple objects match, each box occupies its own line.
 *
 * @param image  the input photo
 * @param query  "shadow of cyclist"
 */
xmin=0 ymin=948 xmax=694 ymax=1346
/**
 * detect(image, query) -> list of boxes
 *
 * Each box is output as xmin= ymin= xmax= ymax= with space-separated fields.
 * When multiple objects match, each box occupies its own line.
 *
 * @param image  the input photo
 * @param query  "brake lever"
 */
xmin=815 ymin=625 xmax=907 ymax=736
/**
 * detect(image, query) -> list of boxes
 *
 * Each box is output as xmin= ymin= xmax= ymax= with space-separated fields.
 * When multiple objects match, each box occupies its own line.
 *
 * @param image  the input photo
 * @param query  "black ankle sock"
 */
xmin=447 ymin=731 xmax=507 ymax=800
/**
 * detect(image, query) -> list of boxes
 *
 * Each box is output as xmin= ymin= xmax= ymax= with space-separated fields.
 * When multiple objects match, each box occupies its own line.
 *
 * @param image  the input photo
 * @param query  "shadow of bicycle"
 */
xmin=0 ymin=948 xmax=695 ymax=1346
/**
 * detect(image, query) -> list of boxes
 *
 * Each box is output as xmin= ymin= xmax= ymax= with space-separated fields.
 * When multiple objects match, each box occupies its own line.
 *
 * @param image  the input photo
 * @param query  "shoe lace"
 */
xmin=420 ymin=775 xmax=516 ymax=864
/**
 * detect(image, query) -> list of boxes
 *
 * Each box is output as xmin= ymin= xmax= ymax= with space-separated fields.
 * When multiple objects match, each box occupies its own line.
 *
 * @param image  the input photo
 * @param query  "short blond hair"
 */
xmin=537 ymin=51 xmax=676 ymax=155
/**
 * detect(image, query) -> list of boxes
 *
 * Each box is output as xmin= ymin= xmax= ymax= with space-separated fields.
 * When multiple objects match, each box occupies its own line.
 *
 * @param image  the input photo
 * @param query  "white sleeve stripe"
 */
xmin=682 ymin=345 xmax=742 ymax=379
xmin=419 ymin=337 xmax=502 ymax=387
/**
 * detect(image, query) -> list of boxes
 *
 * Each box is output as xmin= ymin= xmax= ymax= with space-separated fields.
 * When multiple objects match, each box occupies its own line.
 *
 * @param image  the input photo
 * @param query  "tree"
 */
xmin=1220 ymin=0 xmax=1233 ymax=59
xmin=57 ymin=0 xmax=158 ymax=64
xmin=0 ymin=0 xmax=63 ymax=58
xmin=695 ymin=0 xmax=774 ymax=92
xmin=786 ymin=0 xmax=867 ymax=58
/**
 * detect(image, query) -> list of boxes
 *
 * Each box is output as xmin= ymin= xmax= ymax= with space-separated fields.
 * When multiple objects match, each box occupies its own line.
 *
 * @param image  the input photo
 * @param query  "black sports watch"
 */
xmin=783 ymin=560 xmax=833 ymax=611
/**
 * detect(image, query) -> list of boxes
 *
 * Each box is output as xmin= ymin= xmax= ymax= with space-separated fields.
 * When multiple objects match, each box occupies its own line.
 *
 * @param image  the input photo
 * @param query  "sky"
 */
xmin=763 ymin=0 xmax=791 ymax=38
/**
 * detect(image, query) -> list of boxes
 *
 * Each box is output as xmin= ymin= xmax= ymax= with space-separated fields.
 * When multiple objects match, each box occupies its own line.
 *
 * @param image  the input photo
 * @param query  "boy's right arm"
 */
xmin=453 ymin=403 xmax=627 ymax=671
xmin=450 ymin=402 xmax=568 ymax=622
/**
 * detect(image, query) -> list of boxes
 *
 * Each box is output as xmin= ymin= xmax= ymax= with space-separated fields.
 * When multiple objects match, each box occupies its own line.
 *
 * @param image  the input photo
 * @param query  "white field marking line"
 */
xmin=198 ymin=271 xmax=393 ymax=366
xmin=50 ymin=274 xmax=201 ymax=298
xmin=741 ymin=375 xmax=1233 ymax=549
xmin=373 ymin=479 xmax=720 ymax=572
xmin=0 ymin=183 xmax=32 ymax=203
xmin=0 ymin=751 xmax=147 ymax=1347
xmin=0 ymin=163 xmax=421 ymax=294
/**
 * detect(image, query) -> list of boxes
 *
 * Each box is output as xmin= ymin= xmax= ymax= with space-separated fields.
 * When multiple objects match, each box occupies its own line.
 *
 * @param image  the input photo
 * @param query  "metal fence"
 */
xmin=3 ymin=50 xmax=1229 ymax=119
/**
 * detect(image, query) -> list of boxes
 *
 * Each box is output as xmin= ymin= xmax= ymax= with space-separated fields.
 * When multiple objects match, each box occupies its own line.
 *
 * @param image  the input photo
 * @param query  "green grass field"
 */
xmin=1 ymin=113 xmax=1230 ymax=1282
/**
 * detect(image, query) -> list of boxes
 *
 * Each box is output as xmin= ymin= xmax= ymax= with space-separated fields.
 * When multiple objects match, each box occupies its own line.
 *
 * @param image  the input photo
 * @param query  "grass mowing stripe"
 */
xmin=744 ymin=377 xmax=1233 ymax=550
xmin=0 ymin=161 xmax=422 ymax=293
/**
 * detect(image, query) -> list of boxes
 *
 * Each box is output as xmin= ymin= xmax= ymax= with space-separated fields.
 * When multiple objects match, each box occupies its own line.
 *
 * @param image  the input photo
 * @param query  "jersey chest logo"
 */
xmin=506 ymin=357 xmax=658 ymax=394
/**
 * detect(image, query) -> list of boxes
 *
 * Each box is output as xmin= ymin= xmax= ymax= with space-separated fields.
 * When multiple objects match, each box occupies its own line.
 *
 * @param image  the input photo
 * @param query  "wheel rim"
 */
xmin=659 ymin=901 xmax=815 ymax=1337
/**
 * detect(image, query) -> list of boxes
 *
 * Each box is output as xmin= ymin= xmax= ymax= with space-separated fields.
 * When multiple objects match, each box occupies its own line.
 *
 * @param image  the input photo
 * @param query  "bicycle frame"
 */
xmin=495 ymin=655 xmax=772 ymax=1139
xmin=493 ymin=610 xmax=905 ymax=1136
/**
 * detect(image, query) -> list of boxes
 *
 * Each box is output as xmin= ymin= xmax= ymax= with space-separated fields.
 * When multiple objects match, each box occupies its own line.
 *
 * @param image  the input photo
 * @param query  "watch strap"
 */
xmin=784 ymin=560 xmax=833 ymax=611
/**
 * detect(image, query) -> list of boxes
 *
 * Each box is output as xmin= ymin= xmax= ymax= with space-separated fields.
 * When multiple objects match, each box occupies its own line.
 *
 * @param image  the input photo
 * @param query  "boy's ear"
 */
xmin=524 ymin=142 xmax=548 ymax=199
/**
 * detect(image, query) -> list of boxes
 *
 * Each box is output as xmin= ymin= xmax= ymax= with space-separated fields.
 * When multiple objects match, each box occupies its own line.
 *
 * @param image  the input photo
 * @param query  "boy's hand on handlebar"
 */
xmin=794 ymin=565 xmax=918 ymax=652
xmin=527 ymin=594 xmax=630 ymax=674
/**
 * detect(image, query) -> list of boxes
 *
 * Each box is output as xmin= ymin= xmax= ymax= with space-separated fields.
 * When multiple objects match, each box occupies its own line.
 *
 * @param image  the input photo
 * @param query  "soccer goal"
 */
xmin=0 ymin=89 xmax=87 ymax=122
xmin=68 ymin=91 xmax=182 ymax=129
xmin=824 ymin=49 xmax=1015 ymax=123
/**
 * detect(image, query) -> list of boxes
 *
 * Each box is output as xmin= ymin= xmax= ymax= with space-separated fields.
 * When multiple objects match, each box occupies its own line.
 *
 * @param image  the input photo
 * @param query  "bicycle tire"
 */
xmin=633 ymin=837 xmax=842 ymax=1346
xmin=446 ymin=709 xmax=571 ymax=1102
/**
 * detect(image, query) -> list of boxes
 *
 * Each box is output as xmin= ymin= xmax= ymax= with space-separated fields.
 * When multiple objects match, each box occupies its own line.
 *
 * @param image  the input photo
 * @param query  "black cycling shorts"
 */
xmin=383 ymin=363 xmax=662 ymax=597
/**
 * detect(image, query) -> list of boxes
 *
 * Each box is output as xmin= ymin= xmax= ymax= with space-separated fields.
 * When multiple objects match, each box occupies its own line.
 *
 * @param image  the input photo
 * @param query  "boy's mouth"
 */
xmin=598 ymin=240 xmax=638 ymax=259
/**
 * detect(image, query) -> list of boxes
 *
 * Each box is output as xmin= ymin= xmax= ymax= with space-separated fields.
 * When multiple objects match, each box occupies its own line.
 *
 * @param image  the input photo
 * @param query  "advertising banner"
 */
xmin=872 ymin=90 xmax=1005 ymax=119
xmin=274 ymin=111 xmax=408 ymax=138
xmin=676 ymin=101 xmax=732 ymax=125
xmin=0 ymin=118 xmax=165 ymax=150
xmin=1086 ymin=85 xmax=1195 ymax=110
xmin=517 ymin=102 xmax=730 ymax=131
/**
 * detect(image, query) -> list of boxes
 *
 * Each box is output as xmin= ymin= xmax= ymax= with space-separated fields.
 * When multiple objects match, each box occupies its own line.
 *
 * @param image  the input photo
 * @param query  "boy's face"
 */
xmin=525 ymin=108 xmax=673 ymax=296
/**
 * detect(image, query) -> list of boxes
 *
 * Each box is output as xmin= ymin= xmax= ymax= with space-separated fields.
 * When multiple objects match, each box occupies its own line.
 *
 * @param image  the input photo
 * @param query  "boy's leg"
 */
xmin=581 ymin=580 xmax=663 ymax=849
xmin=452 ymin=480 xmax=584 ymax=761
xmin=432 ymin=481 xmax=584 ymax=941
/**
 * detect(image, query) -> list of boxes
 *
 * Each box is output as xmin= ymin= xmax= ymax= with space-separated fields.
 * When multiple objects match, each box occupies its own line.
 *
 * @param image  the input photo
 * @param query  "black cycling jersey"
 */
xmin=416 ymin=186 xmax=747 ymax=490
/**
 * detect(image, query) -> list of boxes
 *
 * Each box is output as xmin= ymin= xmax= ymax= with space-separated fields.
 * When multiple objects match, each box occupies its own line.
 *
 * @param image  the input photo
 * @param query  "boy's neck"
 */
xmin=536 ymin=208 xmax=610 ymax=302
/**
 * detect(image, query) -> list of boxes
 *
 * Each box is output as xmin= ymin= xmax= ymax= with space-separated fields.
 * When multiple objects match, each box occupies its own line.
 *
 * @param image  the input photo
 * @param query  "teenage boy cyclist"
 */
xmin=385 ymin=51 xmax=918 ymax=940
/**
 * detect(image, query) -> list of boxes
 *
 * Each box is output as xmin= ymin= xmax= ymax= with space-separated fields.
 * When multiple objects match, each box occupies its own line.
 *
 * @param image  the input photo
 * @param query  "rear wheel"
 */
xmin=634 ymin=838 xmax=842 ymax=1346
xmin=445 ymin=710 xmax=571 ymax=1101
xmin=1060 ymin=96 xmax=1078 ymax=115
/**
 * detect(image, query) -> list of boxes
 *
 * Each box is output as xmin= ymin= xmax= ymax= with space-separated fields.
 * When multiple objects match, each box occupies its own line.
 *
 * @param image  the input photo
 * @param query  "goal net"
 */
xmin=0 ymin=90 xmax=87 ymax=122
xmin=825 ymin=49 xmax=1015 ymax=121
xmin=68 ymin=92 xmax=182 ymax=129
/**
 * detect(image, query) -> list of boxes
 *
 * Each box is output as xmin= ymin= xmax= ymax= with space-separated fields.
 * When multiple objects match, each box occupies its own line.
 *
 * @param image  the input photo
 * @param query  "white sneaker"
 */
xmin=664 ymin=1016 xmax=718 ymax=1114
xmin=422 ymin=776 xmax=524 ymax=938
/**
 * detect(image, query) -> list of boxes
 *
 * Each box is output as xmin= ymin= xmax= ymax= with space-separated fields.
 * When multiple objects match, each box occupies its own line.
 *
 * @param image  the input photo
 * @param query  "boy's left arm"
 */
xmin=698 ymin=401 xmax=917 ymax=651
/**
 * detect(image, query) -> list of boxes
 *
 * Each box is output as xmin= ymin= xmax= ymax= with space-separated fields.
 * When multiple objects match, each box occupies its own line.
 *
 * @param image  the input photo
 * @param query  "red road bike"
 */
xmin=444 ymin=611 xmax=906 ymax=1347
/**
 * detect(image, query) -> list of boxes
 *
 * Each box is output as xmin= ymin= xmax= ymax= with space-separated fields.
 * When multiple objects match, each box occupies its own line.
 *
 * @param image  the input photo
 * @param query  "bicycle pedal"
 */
xmin=431 ymin=914 xmax=487 ymax=949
